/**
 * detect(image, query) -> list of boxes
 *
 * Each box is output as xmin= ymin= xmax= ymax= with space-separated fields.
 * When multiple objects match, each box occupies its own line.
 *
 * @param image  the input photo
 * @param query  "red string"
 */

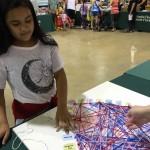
xmin=68 ymin=101 xmax=150 ymax=150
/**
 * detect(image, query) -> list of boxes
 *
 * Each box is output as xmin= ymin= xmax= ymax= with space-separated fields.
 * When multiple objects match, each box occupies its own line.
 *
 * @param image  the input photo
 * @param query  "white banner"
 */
xmin=37 ymin=0 xmax=48 ymax=6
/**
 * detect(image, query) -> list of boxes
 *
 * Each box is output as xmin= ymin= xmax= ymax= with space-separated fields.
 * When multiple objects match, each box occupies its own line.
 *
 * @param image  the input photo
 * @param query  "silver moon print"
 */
xmin=22 ymin=59 xmax=54 ymax=94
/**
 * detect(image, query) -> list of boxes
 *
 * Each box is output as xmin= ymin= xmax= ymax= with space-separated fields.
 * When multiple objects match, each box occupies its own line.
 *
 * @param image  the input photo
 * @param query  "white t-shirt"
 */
xmin=67 ymin=0 xmax=76 ymax=10
xmin=0 ymin=41 xmax=64 ymax=104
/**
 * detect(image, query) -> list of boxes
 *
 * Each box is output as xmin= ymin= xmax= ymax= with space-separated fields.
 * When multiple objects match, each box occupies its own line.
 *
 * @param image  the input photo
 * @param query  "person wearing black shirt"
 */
xmin=127 ymin=0 xmax=138 ymax=32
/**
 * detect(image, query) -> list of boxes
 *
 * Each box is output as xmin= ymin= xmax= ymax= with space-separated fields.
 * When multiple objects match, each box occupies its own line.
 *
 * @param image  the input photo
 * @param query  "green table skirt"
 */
xmin=37 ymin=14 xmax=55 ymax=33
xmin=111 ymin=74 xmax=150 ymax=97
xmin=125 ymin=60 xmax=150 ymax=81
xmin=118 ymin=11 xmax=150 ymax=31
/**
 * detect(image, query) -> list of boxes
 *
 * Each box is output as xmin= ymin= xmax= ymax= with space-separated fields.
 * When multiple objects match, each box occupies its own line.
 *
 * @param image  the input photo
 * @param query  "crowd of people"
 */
xmin=79 ymin=0 xmax=148 ymax=32
xmin=48 ymin=0 xmax=76 ymax=31
xmin=42 ymin=0 xmax=150 ymax=32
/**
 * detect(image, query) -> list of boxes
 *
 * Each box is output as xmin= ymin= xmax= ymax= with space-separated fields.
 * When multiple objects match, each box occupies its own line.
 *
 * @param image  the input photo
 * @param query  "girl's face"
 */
xmin=5 ymin=6 xmax=34 ymax=46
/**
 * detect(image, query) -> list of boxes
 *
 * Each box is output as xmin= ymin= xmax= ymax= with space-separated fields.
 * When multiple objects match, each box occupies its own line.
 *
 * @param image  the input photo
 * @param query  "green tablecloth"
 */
xmin=37 ymin=14 xmax=55 ymax=33
xmin=118 ymin=11 xmax=150 ymax=31
xmin=111 ymin=74 xmax=150 ymax=97
xmin=125 ymin=60 xmax=150 ymax=81
xmin=1 ymin=129 xmax=28 ymax=150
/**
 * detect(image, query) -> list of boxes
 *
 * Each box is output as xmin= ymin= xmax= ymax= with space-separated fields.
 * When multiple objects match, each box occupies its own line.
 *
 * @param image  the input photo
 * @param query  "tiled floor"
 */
xmin=5 ymin=29 xmax=150 ymax=127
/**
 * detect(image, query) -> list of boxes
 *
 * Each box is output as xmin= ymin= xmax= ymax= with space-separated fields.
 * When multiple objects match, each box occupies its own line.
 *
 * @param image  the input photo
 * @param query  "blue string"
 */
xmin=73 ymin=101 xmax=150 ymax=150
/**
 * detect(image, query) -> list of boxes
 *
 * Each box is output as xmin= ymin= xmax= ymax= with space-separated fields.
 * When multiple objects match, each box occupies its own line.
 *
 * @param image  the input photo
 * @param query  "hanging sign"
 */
xmin=37 ymin=0 xmax=48 ymax=6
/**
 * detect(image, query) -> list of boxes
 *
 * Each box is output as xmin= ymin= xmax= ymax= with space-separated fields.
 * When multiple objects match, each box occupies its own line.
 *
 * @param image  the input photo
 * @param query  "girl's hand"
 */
xmin=55 ymin=107 xmax=76 ymax=134
xmin=0 ymin=122 xmax=10 ymax=145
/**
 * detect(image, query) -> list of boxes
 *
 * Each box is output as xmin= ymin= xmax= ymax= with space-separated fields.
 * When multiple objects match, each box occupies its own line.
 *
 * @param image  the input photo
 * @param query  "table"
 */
xmin=10 ymin=81 xmax=150 ymax=150
xmin=1 ymin=60 xmax=150 ymax=150
xmin=112 ymin=60 xmax=150 ymax=97
xmin=37 ymin=14 xmax=55 ymax=33
xmin=118 ymin=11 xmax=150 ymax=32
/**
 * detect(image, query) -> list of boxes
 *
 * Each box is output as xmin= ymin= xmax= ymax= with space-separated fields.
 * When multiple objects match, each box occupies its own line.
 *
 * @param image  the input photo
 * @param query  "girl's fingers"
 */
xmin=2 ymin=131 xmax=10 ymax=145
xmin=59 ymin=121 xmax=68 ymax=128
xmin=55 ymin=114 xmax=59 ymax=128
xmin=56 ymin=125 xmax=62 ymax=132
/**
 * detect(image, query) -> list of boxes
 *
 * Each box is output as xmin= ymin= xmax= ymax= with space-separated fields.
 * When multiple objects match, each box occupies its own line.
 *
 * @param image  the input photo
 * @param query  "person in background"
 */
xmin=58 ymin=2 xmax=63 ymax=13
xmin=86 ymin=8 xmax=92 ymax=28
xmin=147 ymin=0 xmax=150 ymax=5
xmin=80 ymin=0 xmax=88 ymax=29
xmin=89 ymin=0 xmax=102 ymax=30
xmin=126 ymin=105 xmax=150 ymax=129
xmin=60 ymin=9 xmax=71 ymax=30
xmin=0 ymin=0 xmax=75 ymax=145
xmin=62 ymin=0 xmax=68 ymax=13
xmin=46 ymin=7 xmax=52 ymax=13
xmin=48 ymin=0 xmax=58 ymax=29
xmin=38 ymin=7 xmax=52 ymax=13
xmin=137 ymin=0 xmax=147 ymax=10
xmin=66 ymin=0 xmax=77 ymax=28
xmin=106 ymin=0 xmax=120 ymax=31
xmin=127 ymin=0 xmax=138 ymax=32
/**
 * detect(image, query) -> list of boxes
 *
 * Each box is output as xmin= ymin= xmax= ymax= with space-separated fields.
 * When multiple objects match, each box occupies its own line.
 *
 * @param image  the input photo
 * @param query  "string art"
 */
xmin=68 ymin=100 xmax=150 ymax=150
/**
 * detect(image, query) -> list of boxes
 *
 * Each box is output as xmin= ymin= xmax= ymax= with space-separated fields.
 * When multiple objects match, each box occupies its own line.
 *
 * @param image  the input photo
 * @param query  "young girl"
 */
xmin=60 ymin=9 xmax=72 ymax=31
xmin=80 ymin=0 xmax=88 ymax=29
xmin=90 ymin=0 xmax=102 ymax=30
xmin=0 ymin=0 xmax=74 ymax=145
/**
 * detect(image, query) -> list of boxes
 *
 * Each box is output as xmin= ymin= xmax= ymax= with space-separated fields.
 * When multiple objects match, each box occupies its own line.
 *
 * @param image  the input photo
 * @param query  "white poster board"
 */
xmin=13 ymin=108 xmax=78 ymax=150
xmin=75 ymin=81 xmax=150 ymax=106
xmin=13 ymin=81 xmax=150 ymax=150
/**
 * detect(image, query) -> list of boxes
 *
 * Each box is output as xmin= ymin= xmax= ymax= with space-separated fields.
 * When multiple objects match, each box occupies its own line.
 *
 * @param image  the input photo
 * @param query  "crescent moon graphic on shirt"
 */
xmin=21 ymin=59 xmax=54 ymax=94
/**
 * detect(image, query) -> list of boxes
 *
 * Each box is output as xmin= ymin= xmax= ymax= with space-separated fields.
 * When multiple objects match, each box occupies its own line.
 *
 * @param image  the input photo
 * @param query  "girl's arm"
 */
xmin=0 ymin=89 xmax=10 ymax=145
xmin=54 ymin=68 xmax=67 ymax=111
xmin=54 ymin=68 xmax=75 ymax=134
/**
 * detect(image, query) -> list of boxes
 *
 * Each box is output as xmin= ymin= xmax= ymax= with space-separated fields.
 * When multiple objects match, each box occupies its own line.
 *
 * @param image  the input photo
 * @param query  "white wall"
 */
xmin=30 ymin=0 xmax=38 ymax=12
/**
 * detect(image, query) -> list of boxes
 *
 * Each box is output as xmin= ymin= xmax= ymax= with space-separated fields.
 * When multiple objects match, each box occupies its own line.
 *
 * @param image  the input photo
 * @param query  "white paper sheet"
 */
xmin=13 ymin=108 xmax=78 ymax=150
xmin=128 ymin=14 xmax=133 ymax=21
xmin=75 ymin=81 xmax=150 ymax=106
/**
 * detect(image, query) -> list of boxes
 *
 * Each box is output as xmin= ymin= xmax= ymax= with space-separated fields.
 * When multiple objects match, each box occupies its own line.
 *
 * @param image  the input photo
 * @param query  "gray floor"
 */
xmin=5 ymin=29 xmax=150 ymax=127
